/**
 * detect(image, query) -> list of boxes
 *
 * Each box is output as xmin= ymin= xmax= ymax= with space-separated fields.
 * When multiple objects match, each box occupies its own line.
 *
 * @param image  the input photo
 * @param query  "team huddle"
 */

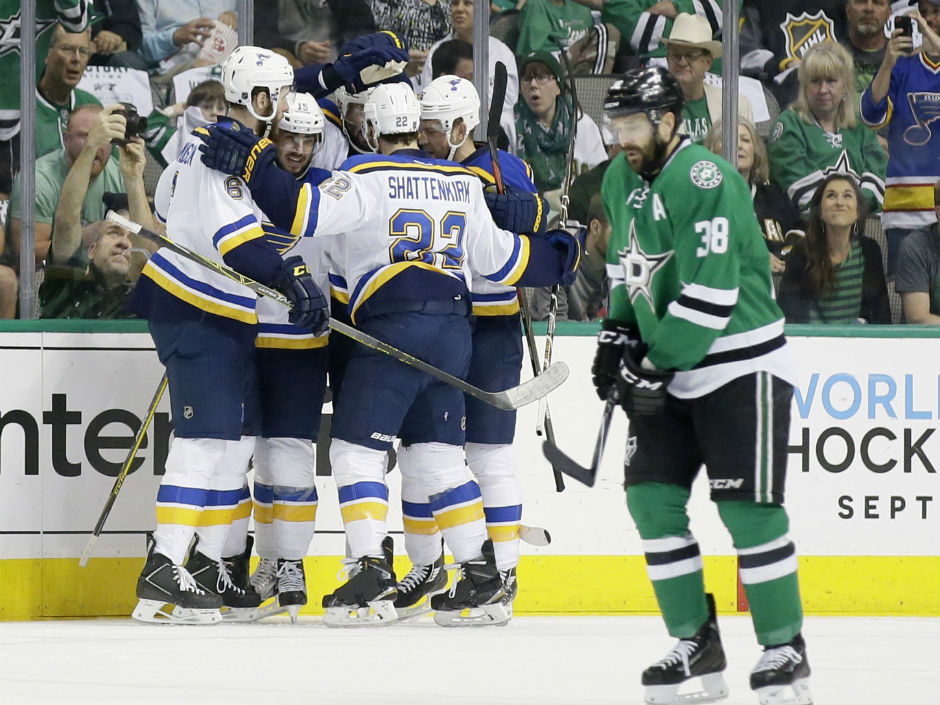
xmin=129 ymin=28 xmax=812 ymax=705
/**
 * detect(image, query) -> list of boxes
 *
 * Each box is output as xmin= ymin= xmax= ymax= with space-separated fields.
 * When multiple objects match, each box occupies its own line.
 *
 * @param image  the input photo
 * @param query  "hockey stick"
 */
xmin=486 ymin=61 xmax=565 ymax=492
xmin=541 ymin=395 xmax=615 ymax=488
xmin=537 ymin=43 xmax=581 ymax=439
xmin=106 ymin=211 xmax=567 ymax=411
xmin=79 ymin=374 xmax=168 ymax=567
xmin=519 ymin=524 xmax=551 ymax=546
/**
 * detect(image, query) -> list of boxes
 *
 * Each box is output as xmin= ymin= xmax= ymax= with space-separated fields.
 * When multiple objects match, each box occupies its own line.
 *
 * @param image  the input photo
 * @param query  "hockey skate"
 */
xmin=322 ymin=537 xmax=397 ymax=627
xmin=430 ymin=539 xmax=510 ymax=627
xmin=186 ymin=543 xmax=263 ymax=622
xmin=275 ymin=558 xmax=307 ymax=623
xmin=250 ymin=557 xmax=279 ymax=601
xmin=393 ymin=553 xmax=447 ymax=621
xmin=132 ymin=535 xmax=222 ymax=625
xmin=499 ymin=567 xmax=518 ymax=619
xmin=750 ymin=633 xmax=812 ymax=705
xmin=641 ymin=593 xmax=728 ymax=704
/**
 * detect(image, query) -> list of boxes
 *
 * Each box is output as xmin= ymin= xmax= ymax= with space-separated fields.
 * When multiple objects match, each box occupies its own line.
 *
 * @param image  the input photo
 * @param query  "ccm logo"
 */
xmin=709 ymin=479 xmax=744 ymax=490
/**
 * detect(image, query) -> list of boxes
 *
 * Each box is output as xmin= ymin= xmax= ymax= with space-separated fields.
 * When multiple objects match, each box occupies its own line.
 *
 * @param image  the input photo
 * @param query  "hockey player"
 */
xmin=594 ymin=66 xmax=812 ymax=704
xmin=196 ymin=80 xmax=580 ymax=627
xmin=130 ymin=47 xmax=329 ymax=625
xmin=244 ymin=92 xmax=337 ymax=622
xmin=389 ymin=75 xmax=549 ymax=624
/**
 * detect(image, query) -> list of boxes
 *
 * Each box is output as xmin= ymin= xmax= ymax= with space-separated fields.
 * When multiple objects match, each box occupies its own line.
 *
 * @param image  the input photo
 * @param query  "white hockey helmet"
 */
xmin=363 ymin=82 xmax=421 ymax=152
xmin=221 ymin=46 xmax=294 ymax=123
xmin=420 ymin=75 xmax=481 ymax=159
xmin=277 ymin=92 xmax=325 ymax=136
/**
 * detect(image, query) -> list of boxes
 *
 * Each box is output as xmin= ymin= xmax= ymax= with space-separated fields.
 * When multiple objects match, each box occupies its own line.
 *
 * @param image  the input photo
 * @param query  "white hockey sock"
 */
xmin=330 ymin=439 xmax=389 ymax=558
xmin=398 ymin=444 xmax=444 ymax=566
xmin=467 ymin=442 xmax=523 ymax=572
xmin=196 ymin=436 xmax=255 ymax=561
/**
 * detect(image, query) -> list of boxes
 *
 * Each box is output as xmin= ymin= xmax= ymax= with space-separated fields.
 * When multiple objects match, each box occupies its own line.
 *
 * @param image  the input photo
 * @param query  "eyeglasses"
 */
xmin=56 ymin=44 xmax=92 ymax=58
xmin=667 ymin=50 xmax=708 ymax=64
xmin=522 ymin=74 xmax=555 ymax=86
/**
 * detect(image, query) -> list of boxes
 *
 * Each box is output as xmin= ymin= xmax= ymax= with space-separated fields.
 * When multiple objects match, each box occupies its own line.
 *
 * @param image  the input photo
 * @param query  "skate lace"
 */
xmin=172 ymin=565 xmax=205 ymax=595
xmin=216 ymin=560 xmax=246 ymax=595
xmin=277 ymin=561 xmax=305 ymax=592
xmin=754 ymin=645 xmax=800 ymax=672
xmin=397 ymin=563 xmax=431 ymax=594
xmin=653 ymin=639 xmax=699 ymax=677
xmin=251 ymin=558 xmax=278 ymax=589
xmin=336 ymin=557 xmax=361 ymax=582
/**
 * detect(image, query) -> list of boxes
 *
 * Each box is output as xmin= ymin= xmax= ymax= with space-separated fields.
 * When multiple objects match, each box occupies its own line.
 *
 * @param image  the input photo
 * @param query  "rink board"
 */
xmin=0 ymin=321 xmax=937 ymax=619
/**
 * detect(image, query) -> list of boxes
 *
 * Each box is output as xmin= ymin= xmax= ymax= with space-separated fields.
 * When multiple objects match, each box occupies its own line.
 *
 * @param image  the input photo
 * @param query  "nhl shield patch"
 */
xmin=689 ymin=161 xmax=722 ymax=189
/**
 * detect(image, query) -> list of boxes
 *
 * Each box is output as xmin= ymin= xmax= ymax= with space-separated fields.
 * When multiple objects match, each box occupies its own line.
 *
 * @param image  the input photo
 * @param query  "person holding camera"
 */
xmin=9 ymin=104 xmax=127 ymax=269
xmin=860 ymin=6 xmax=940 ymax=278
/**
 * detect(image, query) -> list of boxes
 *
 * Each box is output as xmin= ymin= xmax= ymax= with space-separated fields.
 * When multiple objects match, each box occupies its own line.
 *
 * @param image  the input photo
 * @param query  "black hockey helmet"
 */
xmin=604 ymin=66 xmax=684 ymax=124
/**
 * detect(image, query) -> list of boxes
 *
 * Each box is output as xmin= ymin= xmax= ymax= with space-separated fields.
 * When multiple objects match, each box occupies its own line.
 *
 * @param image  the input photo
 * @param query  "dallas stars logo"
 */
xmin=618 ymin=220 xmax=673 ymax=307
xmin=823 ymin=150 xmax=860 ymax=182
xmin=0 ymin=12 xmax=59 ymax=59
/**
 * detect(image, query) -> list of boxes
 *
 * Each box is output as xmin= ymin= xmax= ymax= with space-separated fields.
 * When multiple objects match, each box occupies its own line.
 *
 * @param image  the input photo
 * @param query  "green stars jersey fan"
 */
xmin=602 ymin=139 xmax=796 ymax=399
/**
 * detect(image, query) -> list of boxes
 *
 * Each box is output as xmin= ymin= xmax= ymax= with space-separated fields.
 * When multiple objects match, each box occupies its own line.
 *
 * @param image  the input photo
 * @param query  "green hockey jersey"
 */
xmin=602 ymin=139 xmax=796 ymax=398
xmin=0 ymin=0 xmax=90 ymax=139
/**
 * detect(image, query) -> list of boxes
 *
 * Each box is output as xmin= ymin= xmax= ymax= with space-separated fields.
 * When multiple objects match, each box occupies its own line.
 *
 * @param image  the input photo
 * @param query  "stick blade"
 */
xmin=541 ymin=440 xmax=598 ymax=487
xmin=519 ymin=525 xmax=552 ymax=546
xmin=492 ymin=361 xmax=569 ymax=410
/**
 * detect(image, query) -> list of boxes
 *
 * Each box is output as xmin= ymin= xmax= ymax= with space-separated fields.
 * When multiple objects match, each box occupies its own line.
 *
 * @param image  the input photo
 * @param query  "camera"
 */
xmin=113 ymin=102 xmax=148 ymax=146
xmin=895 ymin=15 xmax=913 ymax=39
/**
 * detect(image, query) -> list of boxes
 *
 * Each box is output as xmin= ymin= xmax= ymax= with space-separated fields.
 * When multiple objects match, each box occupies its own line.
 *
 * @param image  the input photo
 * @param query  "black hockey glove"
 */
xmin=591 ymin=320 xmax=638 ymax=401
xmin=616 ymin=346 xmax=675 ymax=416
xmin=274 ymin=256 xmax=330 ymax=335
xmin=484 ymin=185 xmax=548 ymax=234
xmin=196 ymin=122 xmax=274 ymax=182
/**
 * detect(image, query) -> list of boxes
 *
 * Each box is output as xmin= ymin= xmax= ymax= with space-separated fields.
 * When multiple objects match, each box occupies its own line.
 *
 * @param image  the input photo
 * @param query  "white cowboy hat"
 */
xmin=663 ymin=13 xmax=722 ymax=59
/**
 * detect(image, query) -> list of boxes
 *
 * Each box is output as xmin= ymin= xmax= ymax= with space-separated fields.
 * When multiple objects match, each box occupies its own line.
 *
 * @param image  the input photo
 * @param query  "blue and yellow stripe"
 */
xmin=338 ymin=481 xmax=389 ymax=524
xmin=212 ymin=214 xmax=266 ymax=256
xmin=429 ymin=481 xmax=485 ymax=531
xmin=402 ymin=500 xmax=440 ymax=536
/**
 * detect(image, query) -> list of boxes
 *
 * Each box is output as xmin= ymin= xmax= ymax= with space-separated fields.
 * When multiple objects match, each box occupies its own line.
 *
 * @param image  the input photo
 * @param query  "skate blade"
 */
xmin=322 ymin=600 xmax=398 ymax=628
xmin=645 ymin=672 xmax=729 ymax=704
xmin=220 ymin=606 xmax=262 ymax=623
xmin=755 ymin=677 xmax=812 ymax=705
xmin=286 ymin=604 xmax=302 ymax=624
xmin=131 ymin=599 xmax=221 ymax=625
xmin=432 ymin=601 xmax=512 ymax=628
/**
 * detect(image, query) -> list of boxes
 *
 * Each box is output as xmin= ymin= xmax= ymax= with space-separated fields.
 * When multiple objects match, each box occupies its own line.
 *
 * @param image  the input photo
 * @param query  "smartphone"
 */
xmin=895 ymin=15 xmax=913 ymax=38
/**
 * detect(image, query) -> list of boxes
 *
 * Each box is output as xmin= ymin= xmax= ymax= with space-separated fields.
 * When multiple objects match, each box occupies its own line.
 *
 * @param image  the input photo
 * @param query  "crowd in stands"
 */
xmin=1 ymin=0 xmax=939 ymax=325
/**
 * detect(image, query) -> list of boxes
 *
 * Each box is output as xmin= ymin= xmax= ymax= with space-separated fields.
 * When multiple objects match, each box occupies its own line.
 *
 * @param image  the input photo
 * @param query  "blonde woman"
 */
xmin=705 ymin=118 xmax=803 ymax=273
xmin=767 ymin=41 xmax=887 ymax=215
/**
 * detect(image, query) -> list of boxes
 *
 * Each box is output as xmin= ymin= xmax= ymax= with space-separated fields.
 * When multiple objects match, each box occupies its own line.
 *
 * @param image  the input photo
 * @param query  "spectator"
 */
xmin=253 ymin=0 xmax=376 ymax=67
xmin=704 ymin=117 xmax=803 ymax=275
xmin=430 ymin=38 xmax=474 ymax=80
xmin=768 ymin=41 xmax=887 ymax=215
xmin=9 ymin=104 xmax=127 ymax=268
xmin=418 ymin=0 xmax=519 ymax=119
xmin=529 ymin=193 xmax=610 ymax=320
xmin=860 ymin=6 xmax=940 ymax=277
xmin=369 ymin=0 xmax=453 ymax=77
xmin=36 ymin=25 xmax=102 ymax=160
xmin=152 ymin=79 xmax=227 ymax=166
xmin=739 ymin=0 xmax=847 ymax=107
xmin=38 ymin=198 xmax=140 ymax=319
xmin=135 ymin=0 xmax=238 ymax=73
xmin=603 ymin=0 xmax=722 ymax=63
xmin=514 ymin=51 xmax=607 ymax=197
xmin=0 ymin=3 xmax=89 ymax=198
xmin=518 ymin=0 xmax=620 ymax=73
xmin=566 ymin=135 xmax=621 ymax=229
xmin=89 ymin=0 xmax=146 ymax=68
xmin=895 ymin=178 xmax=940 ymax=323
xmin=778 ymin=173 xmax=891 ymax=323
xmin=843 ymin=0 xmax=893 ymax=98
xmin=663 ymin=13 xmax=752 ymax=143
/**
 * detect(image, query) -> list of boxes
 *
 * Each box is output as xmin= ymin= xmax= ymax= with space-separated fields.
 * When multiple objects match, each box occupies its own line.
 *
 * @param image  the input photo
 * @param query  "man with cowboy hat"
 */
xmin=664 ymin=13 xmax=753 ymax=143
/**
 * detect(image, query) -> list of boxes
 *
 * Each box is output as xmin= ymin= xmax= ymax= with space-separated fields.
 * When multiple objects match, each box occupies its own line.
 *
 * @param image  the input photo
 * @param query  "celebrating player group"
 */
xmin=126 ymin=25 xmax=811 ymax=705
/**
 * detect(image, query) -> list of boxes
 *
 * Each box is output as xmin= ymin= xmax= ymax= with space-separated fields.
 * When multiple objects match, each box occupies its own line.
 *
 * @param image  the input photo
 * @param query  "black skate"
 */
xmin=750 ymin=633 xmax=813 ymax=705
xmin=500 ymin=567 xmax=518 ymax=616
xmin=250 ymin=557 xmax=278 ymax=602
xmin=322 ymin=537 xmax=397 ymax=627
xmin=132 ymin=534 xmax=222 ymax=625
xmin=186 ymin=544 xmax=263 ymax=622
xmin=394 ymin=553 xmax=447 ymax=621
xmin=275 ymin=558 xmax=307 ymax=623
xmin=431 ymin=539 xmax=509 ymax=627
xmin=641 ymin=593 xmax=729 ymax=704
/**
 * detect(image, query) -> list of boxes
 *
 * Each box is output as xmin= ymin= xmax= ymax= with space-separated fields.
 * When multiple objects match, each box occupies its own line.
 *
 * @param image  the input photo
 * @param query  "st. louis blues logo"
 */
xmin=903 ymin=92 xmax=940 ymax=146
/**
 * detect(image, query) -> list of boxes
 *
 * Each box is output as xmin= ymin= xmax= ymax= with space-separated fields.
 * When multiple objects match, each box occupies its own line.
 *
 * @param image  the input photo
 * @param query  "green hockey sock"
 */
xmin=717 ymin=500 xmax=804 ymax=645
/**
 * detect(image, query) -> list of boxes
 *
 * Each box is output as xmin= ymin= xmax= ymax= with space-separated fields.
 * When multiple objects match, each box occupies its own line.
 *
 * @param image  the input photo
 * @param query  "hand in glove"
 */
xmin=544 ymin=226 xmax=586 ymax=286
xmin=332 ymin=41 xmax=409 ymax=90
xmin=616 ymin=346 xmax=675 ymax=416
xmin=591 ymin=320 xmax=638 ymax=401
xmin=196 ymin=121 xmax=274 ymax=182
xmin=484 ymin=184 xmax=548 ymax=234
xmin=274 ymin=256 xmax=330 ymax=334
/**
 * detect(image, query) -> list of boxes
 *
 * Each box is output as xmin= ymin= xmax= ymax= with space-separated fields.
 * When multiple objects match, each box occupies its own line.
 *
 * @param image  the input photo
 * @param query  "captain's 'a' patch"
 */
xmin=689 ymin=161 xmax=722 ymax=190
